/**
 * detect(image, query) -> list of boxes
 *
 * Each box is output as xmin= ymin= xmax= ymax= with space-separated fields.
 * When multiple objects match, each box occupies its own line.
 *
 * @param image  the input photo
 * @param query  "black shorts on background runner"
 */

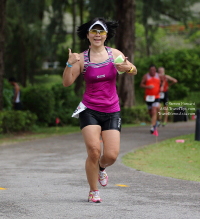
xmin=160 ymin=91 xmax=168 ymax=106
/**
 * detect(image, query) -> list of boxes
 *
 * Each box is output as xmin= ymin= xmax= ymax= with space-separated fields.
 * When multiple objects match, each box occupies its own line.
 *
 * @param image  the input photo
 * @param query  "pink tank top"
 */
xmin=82 ymin=47 xmax=120 ymax=113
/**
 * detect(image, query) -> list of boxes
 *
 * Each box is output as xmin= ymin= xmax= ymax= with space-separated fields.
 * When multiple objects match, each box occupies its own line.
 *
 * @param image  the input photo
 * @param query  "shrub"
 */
xmin=3 ymin=79 xmax=13 ymax=110
xmin=51 ymin=83 xmax=81 ymax=126
xmin=22 ymin=86 xmax=55 ymax=125
xmin=0 ymin=110 xmax=37 ymax=133
xmin=121 ymin=105 xmax=151 ymax=124
xmin=0 ymin=114 xmax=3 ymax=133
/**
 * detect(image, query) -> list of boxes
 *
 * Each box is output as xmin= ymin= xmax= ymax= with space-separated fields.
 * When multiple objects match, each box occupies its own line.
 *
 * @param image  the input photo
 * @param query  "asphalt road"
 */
xmin=0 ymin=121 xmax=200 ymax=219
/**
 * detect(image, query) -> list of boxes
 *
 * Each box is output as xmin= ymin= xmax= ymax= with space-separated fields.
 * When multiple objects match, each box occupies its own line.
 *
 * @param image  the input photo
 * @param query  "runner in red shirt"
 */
xmin=140 ymin=65 xmax=164 ymax=136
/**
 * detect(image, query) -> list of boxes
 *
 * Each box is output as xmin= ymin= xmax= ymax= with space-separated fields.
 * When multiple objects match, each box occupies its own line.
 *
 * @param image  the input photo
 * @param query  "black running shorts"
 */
xmin=79 ymin=108 xmax=121 ymax=132
xmin=146 ymin=98 xmax=160 ymax=109
xmin=160 ymin=91 xmax=168 ymax=106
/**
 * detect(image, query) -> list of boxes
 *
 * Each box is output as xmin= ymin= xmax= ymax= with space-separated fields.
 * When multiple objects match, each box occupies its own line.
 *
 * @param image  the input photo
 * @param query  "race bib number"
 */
xmin=146 ymin=95 xmax=155 ymax=102
xmin=160 ymin=92 xmax=165 ymax=99
xmin=72 ymin=102 xmax=87 ymax=118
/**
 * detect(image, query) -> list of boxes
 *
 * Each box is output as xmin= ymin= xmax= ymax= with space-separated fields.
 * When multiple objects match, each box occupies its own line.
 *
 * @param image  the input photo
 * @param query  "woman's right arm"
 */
xmin=62 ymin=49 xmax=84 ymax=87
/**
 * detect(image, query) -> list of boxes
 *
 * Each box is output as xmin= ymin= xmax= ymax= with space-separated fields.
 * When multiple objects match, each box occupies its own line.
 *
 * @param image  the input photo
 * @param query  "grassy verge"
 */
xmin=0 ymin=126 xmax=81 ymax=145
xmin=122 ymin=134 xmax=200 ymax=182
xmin=0 ymin=123 xmax=142 ymax=146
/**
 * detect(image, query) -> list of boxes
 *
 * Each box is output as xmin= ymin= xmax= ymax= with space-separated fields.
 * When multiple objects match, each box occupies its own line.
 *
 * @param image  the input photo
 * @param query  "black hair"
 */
xmin=77 ymin=17 xmax=118 ymax=43
xmin=149 ymin=64 xmax=157 ymax=69
xmin=9 ymin=77 xmax=17 ymax=82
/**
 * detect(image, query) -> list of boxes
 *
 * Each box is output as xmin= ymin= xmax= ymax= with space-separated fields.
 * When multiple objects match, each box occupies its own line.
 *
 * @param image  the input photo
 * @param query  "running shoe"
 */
xmin=98 ymin=170 xmax=108 ymax=187
xmin=153 ymin=129 xmax=158 ymax=136
xmin=88 ymin=190 xmax=102 ymax=203
xmin=162 ymin=122 xmax=166 ymax=127
xmin=150 ymin=126 xmax=154 ymax=134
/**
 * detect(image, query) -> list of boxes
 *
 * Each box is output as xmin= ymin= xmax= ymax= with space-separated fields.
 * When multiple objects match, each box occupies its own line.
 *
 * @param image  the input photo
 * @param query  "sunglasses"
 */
xmin=89 ymin=29 xmax=107 ymax=36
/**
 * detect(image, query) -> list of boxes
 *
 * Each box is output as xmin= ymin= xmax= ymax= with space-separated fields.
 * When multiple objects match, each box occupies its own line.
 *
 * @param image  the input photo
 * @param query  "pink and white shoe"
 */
xmin=98 ymin=170 xmax=108 ymax=187
xmin=88 ymin=190 xmax=102 ymax=203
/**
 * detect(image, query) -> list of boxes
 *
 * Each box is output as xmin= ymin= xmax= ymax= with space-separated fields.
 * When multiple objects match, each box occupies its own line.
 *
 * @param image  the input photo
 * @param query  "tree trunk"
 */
xmin=20 ymin=33 xmax=27 ymax=87
xmin=145 ymin=24 xmax=150 ymax=57
xmin=72 ymin=0 xmax=77 ymax=51
xmin=115 ymin=0 xmax=135 ymax=107
xmin=142 ymin=0 xmax=150 ymax=57
xmin=74 ymin=0 xmax=85 ymax=96
xmin=0 ymin=0 xmax=7 ymax=110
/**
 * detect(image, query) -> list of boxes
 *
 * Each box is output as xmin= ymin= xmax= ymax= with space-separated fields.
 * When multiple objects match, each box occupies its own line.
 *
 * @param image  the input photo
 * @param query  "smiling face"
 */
xmin=87 ymin=25 xmax=107 ymax=47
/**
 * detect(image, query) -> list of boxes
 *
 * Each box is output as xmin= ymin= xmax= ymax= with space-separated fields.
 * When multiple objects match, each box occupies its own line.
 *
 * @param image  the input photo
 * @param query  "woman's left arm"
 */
xmin=111 ymin=48 xmax=137 ymax=75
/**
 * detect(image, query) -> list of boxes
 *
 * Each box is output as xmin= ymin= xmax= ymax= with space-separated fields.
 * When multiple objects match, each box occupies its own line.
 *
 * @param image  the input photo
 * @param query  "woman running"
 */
xmin=62 ymin=17 xmax=137 ymax=203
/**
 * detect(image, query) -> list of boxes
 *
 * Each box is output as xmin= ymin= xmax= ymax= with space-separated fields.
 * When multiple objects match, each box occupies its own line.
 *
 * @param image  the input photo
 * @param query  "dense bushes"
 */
xmin=134 ymin=47 xmax=200 ymax=102
xmin=51 ymin=83 xmax=81 ymax=126
xmin=0 ymin=110 xmax=37 ymax=133
xmin=121 ymin=105 xmax=151 ymax=124
xmin=1 ymin=86 xmax=197 ymax=133
xmin=22 ymin=86 xmax=55 ymax=125
xmin=21 ymin=83 xmax=82 ymax=126
xmin=3 ymin=79 xmax=13 ymax=110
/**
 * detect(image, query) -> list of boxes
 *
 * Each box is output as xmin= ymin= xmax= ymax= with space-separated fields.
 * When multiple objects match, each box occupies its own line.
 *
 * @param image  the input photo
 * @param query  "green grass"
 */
xmin=122 ymin=134 xmax=200 ymax=182
xmin=0 ymin=123 xmax=143 ymax=146
xmin=0 ymin=126 xmax=81 ymax=146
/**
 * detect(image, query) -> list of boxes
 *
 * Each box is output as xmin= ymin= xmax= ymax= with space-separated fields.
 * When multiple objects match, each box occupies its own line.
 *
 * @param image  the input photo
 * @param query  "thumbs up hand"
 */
xmin=67 ymin=48 xmax=80 ymax=66
xmin=115 ymin=57 xmax=131 ymax=73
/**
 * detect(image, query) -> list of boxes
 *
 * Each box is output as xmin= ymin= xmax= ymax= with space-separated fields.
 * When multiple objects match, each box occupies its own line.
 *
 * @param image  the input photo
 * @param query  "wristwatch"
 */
xmin=66 ymin=61 xmax=72 ymax=68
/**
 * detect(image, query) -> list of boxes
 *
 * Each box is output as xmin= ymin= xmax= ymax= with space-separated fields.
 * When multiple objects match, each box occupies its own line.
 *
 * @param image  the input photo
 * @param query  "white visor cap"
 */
xmin=88 ymin=20 xmax=108 ymax=32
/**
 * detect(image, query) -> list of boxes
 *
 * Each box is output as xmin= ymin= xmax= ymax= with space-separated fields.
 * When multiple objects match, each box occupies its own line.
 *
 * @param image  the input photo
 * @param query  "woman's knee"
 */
xmin=87 ymin=144 xmax=101 ymax=162
xmin=104 ymin=152 xmax=118 ymax=164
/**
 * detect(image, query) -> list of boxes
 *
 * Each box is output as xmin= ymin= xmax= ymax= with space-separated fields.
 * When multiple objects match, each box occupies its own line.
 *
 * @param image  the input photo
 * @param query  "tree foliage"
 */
xmin=45 ymin=0 xmax=69 ymax=61
xmin=88 ymin=0 xmax=115 ymax=19
xmin=136 ymin=0 xmax=200 ymax=56
xmin=5 ymin=0 xmax=46 ymax=86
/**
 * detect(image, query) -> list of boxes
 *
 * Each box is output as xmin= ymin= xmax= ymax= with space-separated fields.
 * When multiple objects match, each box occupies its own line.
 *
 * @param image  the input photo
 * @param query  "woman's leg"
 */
xmin=81 ymin=125 xmax=101 ymax=191
xmin=99 ymin=130 xmax=120 ymax=168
